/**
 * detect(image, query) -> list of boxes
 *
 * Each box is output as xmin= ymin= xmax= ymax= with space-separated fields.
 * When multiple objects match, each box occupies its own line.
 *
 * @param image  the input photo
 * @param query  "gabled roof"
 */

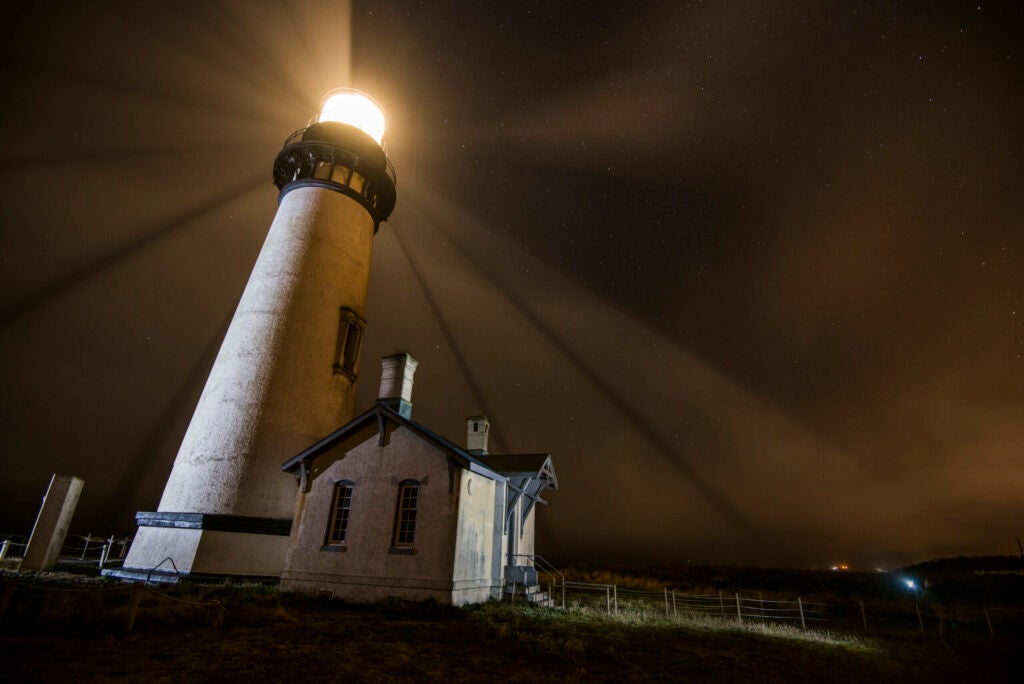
xmin=478 ymin=454 xmax=558 ymax=490
xmin=281 ymin=401 xmax=506 ymax=481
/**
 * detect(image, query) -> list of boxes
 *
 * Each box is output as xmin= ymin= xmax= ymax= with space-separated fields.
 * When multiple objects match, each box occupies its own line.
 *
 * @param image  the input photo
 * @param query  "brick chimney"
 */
xmin=466 ymin=415 xmax=490 ymax=455
xmin=378 ymin=353 xmax=418 ymax=418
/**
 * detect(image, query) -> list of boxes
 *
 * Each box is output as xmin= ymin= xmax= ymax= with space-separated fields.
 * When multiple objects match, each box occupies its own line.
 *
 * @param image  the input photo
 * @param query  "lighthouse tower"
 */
xmin=115 ymin=90 xmax=396 ymax=581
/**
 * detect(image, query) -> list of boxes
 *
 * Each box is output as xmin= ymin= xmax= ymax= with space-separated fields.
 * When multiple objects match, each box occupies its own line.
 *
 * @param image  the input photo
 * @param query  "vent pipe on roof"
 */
xmin=466 ymin=415 xmax=490 ymax=456
xmin=378 ymin=353 xmax=418 ymax=419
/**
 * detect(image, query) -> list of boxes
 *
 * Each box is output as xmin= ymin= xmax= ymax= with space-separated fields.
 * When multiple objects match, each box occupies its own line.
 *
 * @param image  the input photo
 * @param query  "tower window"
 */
xmin=324 ymin=481 xmax=354 ymax=548
xmin=334 ymin=307 xmax=366 ymax=379
xmin=392 ymin=480 xmax=419 ymax=549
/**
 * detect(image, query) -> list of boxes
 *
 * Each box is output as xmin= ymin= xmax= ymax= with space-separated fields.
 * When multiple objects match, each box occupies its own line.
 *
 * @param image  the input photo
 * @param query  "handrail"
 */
xmin=509 ymin=553 xmax=566 ymax=609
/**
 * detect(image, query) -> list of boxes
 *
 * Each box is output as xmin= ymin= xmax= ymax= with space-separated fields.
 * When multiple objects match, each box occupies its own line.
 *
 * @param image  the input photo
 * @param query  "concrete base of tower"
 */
xmin=105 ymin=514 xmax=292 ymax=582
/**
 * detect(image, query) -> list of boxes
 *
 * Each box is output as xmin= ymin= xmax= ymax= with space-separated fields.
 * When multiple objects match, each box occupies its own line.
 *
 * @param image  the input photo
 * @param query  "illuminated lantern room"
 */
xmin=273 ymin=88 xmax=397 ymax=230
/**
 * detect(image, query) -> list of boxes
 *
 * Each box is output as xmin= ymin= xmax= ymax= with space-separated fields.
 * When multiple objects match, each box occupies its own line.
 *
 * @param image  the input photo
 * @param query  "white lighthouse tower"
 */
xmin=115 ymin=90 xmax=397 ymax=581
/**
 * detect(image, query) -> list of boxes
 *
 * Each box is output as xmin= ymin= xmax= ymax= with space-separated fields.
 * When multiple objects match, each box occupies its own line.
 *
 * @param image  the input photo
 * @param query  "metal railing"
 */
xmin=507 ymin=554 xmax=567 ymax=609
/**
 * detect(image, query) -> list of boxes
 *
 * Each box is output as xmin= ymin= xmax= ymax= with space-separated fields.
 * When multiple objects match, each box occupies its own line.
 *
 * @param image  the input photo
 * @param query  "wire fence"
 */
xmin=530 ymin=578 xmax=1024 ymax=639
xmin=1 ymin=532 xmax=132 ymax=569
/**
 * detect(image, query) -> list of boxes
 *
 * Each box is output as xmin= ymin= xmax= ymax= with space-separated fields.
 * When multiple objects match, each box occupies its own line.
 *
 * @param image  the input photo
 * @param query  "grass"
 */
xmin=1 ymin=575 xmax=1016 ymax=682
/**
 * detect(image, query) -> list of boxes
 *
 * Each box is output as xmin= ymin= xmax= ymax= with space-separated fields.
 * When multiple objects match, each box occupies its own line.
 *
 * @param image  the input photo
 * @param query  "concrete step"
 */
xmin=504 ymin=583 xmax=545 ymax=595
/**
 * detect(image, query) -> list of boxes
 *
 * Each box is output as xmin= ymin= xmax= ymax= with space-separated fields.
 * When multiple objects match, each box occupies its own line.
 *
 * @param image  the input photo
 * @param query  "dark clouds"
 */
xmin=1 ymin=1 xmax=1021 ymax=569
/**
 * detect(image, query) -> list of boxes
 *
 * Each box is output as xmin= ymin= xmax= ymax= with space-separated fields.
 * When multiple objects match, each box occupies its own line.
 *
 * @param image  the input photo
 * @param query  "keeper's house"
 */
xmin=280 ymin=353 xmax=557 ymax=605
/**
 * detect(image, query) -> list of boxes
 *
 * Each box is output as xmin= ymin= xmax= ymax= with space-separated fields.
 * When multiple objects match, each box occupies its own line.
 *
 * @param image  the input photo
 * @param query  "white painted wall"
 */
xmin=124 ymin=185 xmax=375 ymax=578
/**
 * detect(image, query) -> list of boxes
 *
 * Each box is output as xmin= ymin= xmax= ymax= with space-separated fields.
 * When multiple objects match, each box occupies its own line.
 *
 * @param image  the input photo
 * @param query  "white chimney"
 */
xmin=378 ymin=352 xmax=418 ymax=418
xmin=466 ymin=415 xmax=490 ymax=455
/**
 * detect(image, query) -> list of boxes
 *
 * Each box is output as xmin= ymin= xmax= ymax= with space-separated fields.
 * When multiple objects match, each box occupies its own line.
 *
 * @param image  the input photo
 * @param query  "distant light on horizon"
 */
xmin=317 ymin=89 xmax=387 ymax=144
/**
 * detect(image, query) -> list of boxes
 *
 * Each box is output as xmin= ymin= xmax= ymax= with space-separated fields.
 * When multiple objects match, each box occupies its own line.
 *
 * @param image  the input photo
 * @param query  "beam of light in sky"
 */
xmin=0 ymin=143 xmax=270 ymax=172
xmin=390 ymin=213 xmax=508 ymax=455
xmin=0 ymin=174 xmax=265 ymax=331
xmin=392 ymin=169 xmax=926 ymax=560
xmin=397 ymin=186 xmax=754 ymax=535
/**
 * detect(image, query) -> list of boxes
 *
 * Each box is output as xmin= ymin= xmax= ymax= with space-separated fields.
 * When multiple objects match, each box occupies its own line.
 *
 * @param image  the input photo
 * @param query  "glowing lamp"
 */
xmin=316 ymin=89 xmax=387 ymax=145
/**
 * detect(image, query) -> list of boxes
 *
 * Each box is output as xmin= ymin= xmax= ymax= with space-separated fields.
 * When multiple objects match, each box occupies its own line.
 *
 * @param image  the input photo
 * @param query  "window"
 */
xmin=324 ymin=481 xmax=354 ymax=547
xmin=334 ymin=307 xmax=366 ymax=379
xmin=392 ymin=480 xmax=419 ymax=548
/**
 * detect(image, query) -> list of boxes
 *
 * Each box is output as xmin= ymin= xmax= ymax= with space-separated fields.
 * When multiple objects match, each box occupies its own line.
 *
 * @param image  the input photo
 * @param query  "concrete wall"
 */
xmin=281 ymin=425 xmax=467 ymax=603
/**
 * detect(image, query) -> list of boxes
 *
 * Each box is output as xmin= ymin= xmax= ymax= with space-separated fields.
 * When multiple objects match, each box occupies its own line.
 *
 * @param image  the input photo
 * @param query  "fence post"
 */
xmin=124 ymin=585 xmax=143 ymax=631
xmin=915 ymin=601 xmax=924 ymax=633
xmin=859 ymin=600 xmax=868 ymax=632
xmin=613 ymin=584 xmax=618 ymax=615
xmin=99 ymin=543 xmax=110 ymax=568
xmin=605 ymin=586 xmax=611 ymax=615
xmin=798 ymin=597 xmax=807 ymax=631
xmin=719 ymin=591 xmax=726 ymax=619
xmin=735 ymin=593 xmax=743 ymax=623
xmin=983 ymin=608 xmax=994 ymax=638
xmin=0 ymin=539 xmax=9 ymax=561
xmin=80 ymin=534 xmax=91 ymax=560
xmin=672 ymin=590 xmax=677 ymax=618
xmin=562 ymin=581 xmax=566 ymax=610
xmin=664 ymin=588 xmax=669 ymax=616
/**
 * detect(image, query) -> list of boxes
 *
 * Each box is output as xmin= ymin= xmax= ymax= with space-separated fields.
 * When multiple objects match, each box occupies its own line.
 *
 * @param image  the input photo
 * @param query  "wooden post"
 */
xmin=124 ymin=585 xmax=143 ymax=631
xmin=859 ymin=599 xmax=868 ymax=632
xmin=0 ymin=582 xmax=15 ymax=622
xmin=605 ymin=586 xmax=611 ymax=615
xmin=562 ymin=581 xmax=566 ymax=610
xmin=672 ymin=590 xmax=677 ymax=618
xmin=719 ymin=591 xmax=726 ymax=619
xmin=984 ymin=608 xmax=995 ymax=638
xmin=613 ymin=585 xmax=618 ymax=615
xmin=916 ymin=601 xmax=924 ymax=633
xmin=0 ymin=539 xmax=9 ymax=561
xmin=664 ymin=587 xmax=669 ymax=616
xmin=798 ymin=597 xmax=807 ymax=631
xmin=80 ymin=534 xmax=91 ymax=560
xmin=735 ymin=593 xmax=743 ymax=623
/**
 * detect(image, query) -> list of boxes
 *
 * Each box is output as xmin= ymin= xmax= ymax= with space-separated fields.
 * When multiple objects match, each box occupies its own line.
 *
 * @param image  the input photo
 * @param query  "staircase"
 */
xmin=504 ymin=581 xmax=553 ymax=607
xmin=504 ymin=554 xmax=565 ymax=609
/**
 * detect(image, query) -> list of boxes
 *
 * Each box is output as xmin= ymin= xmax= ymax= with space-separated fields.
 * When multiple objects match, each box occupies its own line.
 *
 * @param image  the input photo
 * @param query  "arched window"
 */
xmin=324 ymin=480 xmax=354 ymax=547
xmin=391 ymin=479 xmax=419 ymax=549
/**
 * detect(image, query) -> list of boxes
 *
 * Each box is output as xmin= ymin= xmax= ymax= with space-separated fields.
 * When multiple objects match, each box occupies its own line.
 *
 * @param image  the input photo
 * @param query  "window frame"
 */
xmin=323 ymin=480 xmax=355 ymax=550
xmin=334 ymin=307 xmax=366 ymax=380
xmin=390 ymin=479 xmax=419 ymax=553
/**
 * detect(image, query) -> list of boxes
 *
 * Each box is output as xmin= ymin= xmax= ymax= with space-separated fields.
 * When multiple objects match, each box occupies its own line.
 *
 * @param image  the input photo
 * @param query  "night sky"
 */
xmin=1 ymin=1 xmax=1021 ymax=570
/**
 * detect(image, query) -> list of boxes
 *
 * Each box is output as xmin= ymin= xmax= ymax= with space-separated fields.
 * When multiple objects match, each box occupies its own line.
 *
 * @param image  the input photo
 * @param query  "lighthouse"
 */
xmin=114 ymin=90 xmax=397 ymax=581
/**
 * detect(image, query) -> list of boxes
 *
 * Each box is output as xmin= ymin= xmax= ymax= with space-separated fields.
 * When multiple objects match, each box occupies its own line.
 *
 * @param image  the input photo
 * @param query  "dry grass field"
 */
xmin=0 ymin=569 xmax=1019 ymax=682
